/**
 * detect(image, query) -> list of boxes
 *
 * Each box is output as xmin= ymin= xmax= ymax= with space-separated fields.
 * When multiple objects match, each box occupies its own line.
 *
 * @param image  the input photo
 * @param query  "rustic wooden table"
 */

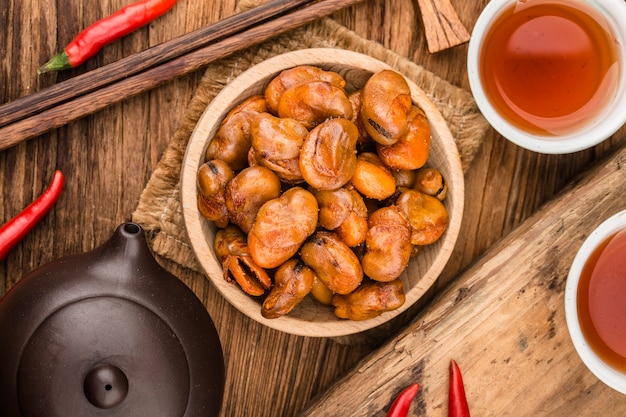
xmin=1 ymin=0 xmax=625 ymax=416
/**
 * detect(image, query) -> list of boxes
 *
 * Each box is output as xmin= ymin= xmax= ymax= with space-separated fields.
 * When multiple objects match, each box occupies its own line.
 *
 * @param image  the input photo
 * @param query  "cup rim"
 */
xmin=565 ymin=209 xmax=626 ymax=394
xmin=467 ymin=0 xmax=626 ymax=154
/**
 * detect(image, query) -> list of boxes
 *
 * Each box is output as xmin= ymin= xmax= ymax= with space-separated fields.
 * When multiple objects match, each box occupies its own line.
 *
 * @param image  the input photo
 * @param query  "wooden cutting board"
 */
xmin=298 ymin=144 xmax=626 ymax=416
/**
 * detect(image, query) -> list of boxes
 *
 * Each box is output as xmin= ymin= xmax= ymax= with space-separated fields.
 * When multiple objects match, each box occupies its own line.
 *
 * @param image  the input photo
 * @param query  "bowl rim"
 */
xmin=564 ymin=209 xmax=626 ymax=393
xmin=467 ymin=0 xmax=626 ymax=154
xmin=180 ymin=48 xmax=465 ymax=337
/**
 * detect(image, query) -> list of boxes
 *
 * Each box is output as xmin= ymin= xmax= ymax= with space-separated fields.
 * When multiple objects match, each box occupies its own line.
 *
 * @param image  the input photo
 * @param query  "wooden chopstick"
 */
xmin=0 ymin=0 xmax=365 ymax=151
xmin=0 ymin=0 xmax=314 ymax=128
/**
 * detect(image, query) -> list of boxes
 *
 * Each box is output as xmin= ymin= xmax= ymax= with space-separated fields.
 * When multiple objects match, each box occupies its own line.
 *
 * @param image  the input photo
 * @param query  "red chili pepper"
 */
xmin=38 ymin=0 xmax=178 ymax=73
xmin=449 ymin=360 xmax=470 ymax=417
xmin=0 ymin=170 xmax=64 ymax=261
xmin=386 ymin=383 xmax=420 ymax=417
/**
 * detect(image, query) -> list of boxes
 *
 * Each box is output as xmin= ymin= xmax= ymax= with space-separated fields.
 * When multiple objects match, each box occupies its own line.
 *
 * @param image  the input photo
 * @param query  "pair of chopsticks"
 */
xmin=0 ymin=0 xmax=469 ymax=151
xmin=0 ymin=0 xmax=365 ymax=151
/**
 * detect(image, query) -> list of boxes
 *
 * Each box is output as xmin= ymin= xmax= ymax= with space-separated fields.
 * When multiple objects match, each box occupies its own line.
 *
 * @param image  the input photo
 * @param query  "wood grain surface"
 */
xmin=299 ymin=138 xmax=626 ymax=416
xmin=0 ymin=0 xmax=370 ymax=148
xmin=1 ymin=0 xmax=625 ymax=416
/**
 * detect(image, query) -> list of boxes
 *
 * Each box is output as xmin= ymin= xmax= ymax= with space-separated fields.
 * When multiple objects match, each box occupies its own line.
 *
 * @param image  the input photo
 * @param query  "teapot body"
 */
xmin=0 ymin=223 xmax=224 ymax=417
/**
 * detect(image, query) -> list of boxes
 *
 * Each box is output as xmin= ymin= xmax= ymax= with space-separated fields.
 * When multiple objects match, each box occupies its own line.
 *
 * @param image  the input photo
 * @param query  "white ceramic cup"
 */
xmin=565 ymin=209 xmax=626 ymax=394
xmin=467 ymin=0 xmax=626 ymax=154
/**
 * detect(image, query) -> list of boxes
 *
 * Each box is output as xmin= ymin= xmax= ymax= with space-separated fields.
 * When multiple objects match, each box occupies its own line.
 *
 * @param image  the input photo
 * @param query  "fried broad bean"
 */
xmin=197 ymin=159 xmax=235 ymax=228
xmin=248 ymin=187 xmax=319 ymax=269
xmin=336 ymin=205 xmax=369 ymax=247
xmin=360 ymin=69 xmax=412 ymax=146
xmin=299 ymin=118 xmax=359 ymax=191
xmin=310 ymin=276 xmax=334 ymax=305
xmin=278 ymin=81 xmax=353 ymax=129
xmin=312 ymin=186 xmax=368 ymax=247
xmin=250 ymin=112 xmax=308 ymax=183
xmin=261 ymin=259 xmax=315 ymax=319
xmin=300 ymin=231 xmax=363 ymax=295
xmin=205 ymin=95 xmax=267 ymax=171
xmin=197 ymin=159 xmax=235 ymax=197
xmin=225 ymin=165 xmax=281 ymax=233
xmin=413 ymin=167 xmax=447 ymax=200
xmin=395 ymin=189 xmax=449 ymax=246
xmin=351 ymin=152 xmax=396 ymax=200
xmin=361 ymin=206 xmax=413 ymax=282
xmin=332 ymin=279 xmax=405 ymax=321
xmin=264 ymin=65 xmax=346 ymax=114
xmin=377 ymin=105 xmax=431 ymax=170
xmin=348 ymin=90 xmax=371 ymax=146
xmin=393 ymin=169 xmax=417 ymax=189
xmin=214 ymin=225 xmax=271 ymax=296
xmin=312 ymin=187 xmax=351 ymax=230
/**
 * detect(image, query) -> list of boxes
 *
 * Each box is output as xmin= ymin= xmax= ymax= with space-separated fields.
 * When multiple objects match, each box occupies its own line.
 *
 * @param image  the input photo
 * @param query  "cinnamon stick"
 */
xmin=416 ymin=0 xmax=470 ymax=53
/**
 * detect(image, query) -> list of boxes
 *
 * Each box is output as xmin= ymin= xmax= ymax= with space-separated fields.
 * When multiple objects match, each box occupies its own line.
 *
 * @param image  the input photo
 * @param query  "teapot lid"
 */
xmin=0 ymin=223 xmax=224 ymax=416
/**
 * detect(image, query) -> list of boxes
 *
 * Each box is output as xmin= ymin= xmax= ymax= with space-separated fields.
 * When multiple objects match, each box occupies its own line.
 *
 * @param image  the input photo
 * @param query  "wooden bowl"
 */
xmin=180 ymin=49 xmax=464 ymax=337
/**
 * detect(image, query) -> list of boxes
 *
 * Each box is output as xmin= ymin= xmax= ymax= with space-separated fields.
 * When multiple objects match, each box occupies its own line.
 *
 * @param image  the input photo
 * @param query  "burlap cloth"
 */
xmin=131 ymin=17 xmax=489 ymax=280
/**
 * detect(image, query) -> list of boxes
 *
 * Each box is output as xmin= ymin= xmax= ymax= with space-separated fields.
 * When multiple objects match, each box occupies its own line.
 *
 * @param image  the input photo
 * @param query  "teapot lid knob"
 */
xmin=83 ymin=364 xmax=129 ymax=409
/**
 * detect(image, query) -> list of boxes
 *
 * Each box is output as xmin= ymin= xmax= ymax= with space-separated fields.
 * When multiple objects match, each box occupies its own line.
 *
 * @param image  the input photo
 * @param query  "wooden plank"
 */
xmin=298 ymin=145 xmax=626 ymax=416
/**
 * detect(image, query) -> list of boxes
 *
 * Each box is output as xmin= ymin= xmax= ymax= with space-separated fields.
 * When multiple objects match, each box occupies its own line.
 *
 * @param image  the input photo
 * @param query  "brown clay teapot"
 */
xmin=0 ymin=222 xmax=224 ymax=417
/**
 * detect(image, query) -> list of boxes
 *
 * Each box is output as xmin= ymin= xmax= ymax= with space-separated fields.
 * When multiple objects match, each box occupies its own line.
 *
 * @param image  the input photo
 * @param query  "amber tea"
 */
xmin=576 ymin=229 xmax=626 ymax=374
xmin=479 ymin=0 xmax=620 ymax=136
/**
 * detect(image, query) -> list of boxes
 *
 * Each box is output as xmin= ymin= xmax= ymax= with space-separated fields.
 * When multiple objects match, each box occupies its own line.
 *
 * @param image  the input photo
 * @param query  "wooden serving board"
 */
xmin=298 ymin=144 xmax=626 ymax=416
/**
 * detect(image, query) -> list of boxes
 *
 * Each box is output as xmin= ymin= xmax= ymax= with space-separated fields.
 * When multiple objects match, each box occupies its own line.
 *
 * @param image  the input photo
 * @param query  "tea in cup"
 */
xmin=467 ymin=0 xmax=626 ymax=153
xmin=565 ymin=210 xmax=626 ymax=393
